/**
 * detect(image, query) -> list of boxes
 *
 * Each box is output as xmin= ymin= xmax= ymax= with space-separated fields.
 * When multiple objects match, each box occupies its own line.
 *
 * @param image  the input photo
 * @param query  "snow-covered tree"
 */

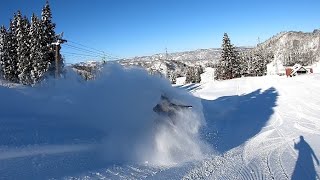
xmin=0 ymin=25 xmax=17 ymax=81
xmin=285 ymin=49 xmax=314 ymax=66
xmin=215 ymin=33 xmax=241 ymax=80
xmin=185 ymin=67 xmax=194 ymax=83
xmin=185 ymin=66 xmax=203 ymax=83
xmin=167 ymin=70 xmax=177 ymax=84
xmin=16 ymin=12 xmax=33 ymax=85
xmin=4 ymin=14 xmax=20 ymax=82
xmin=29 ymin=14 xmax=50 ymax=84
xmin=238 ymin=51 xmax=249 ymax=76
xmin=0 ymin=26 xmax=7 ymax=78
xmin=239 ymin=46 xmax=274 ymax=77
xmin=0 ymin=1 xmax=60 ymax=84
xmin=41 ymin=0 xmax=57 ymax=76
xmin=194 ymin=65 xmax=203 ymax=83
xmin=251 ymin=46 xmax=273 ymax=76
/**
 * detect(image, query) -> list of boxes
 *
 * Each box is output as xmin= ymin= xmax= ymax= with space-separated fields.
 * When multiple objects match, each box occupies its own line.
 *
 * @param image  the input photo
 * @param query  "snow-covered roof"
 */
xmin=290 ymin=64 xmax=308 ymax=76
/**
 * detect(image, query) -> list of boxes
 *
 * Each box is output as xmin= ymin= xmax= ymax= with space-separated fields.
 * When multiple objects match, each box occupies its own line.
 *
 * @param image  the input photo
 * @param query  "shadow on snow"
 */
xmin=291 ymin=135 xmax=319 ymax=180
xmin=200 ymin=87 xmax=278 ymax=153
xmin=0 ymin=89 xmax=108 ymax=179
xmin=176 ymin=83 xmax=202 ymax=91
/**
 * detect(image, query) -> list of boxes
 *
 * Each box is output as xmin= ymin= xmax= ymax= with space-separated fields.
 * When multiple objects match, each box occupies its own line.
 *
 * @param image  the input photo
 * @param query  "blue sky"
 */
xmin=0 ymin=0 xmax=320 ymax=63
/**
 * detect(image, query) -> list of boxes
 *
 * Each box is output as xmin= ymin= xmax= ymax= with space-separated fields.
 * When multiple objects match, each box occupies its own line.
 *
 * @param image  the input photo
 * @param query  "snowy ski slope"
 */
xmin=187 ymin=74 xmax=320 ymax=179
xmin=0 ymin=65 xmax=319 ymax=179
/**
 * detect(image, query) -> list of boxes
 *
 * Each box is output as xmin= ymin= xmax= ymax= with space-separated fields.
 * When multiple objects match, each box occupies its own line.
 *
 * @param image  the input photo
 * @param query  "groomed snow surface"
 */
xmin=0 ymin=64 xmax=320 ymax=179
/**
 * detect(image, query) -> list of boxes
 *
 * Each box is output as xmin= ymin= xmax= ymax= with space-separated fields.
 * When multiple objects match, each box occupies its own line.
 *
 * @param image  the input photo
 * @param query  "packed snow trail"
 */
xmin=1 ymin=65 xmax=320 ymax=179
xmin=188 ymin=74 xmax=320 ymax=179
xmin=67 ymin=74 xmax=320 ymax=180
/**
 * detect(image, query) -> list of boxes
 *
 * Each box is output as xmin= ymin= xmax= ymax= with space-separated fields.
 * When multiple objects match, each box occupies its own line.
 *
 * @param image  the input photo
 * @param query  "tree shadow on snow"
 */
xmin=177 ymin=83 xmax=202 ymax=91
xmin=201 ymin=87 xmax=278 ymax=153
xmin=291 ymin=136 xmax=319 ymax=180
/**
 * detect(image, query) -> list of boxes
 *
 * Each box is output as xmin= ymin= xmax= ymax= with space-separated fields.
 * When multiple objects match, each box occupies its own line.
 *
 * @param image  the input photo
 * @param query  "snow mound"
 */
xmin=0 ymin=63 xmax=208 ymax=168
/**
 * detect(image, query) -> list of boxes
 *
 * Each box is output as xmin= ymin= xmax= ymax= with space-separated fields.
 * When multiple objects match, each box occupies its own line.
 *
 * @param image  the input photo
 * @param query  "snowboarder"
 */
xmin=153 ymin=95 xmax=192 ymax=124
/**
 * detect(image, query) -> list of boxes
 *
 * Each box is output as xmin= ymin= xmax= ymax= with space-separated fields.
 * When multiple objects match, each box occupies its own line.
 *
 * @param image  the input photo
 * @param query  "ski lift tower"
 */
xmin=52 ymin=33 xmax=67 ymax=78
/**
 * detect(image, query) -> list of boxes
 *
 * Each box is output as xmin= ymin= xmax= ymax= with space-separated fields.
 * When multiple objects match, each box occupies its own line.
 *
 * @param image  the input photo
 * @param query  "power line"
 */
xmin=61 ymin=39 xmax=124 ymax=61
xmin=63 ymin=55 xmax=100 ymax=60
xmin=67 ymin=40 xmax=105 ymax=54
xmin=66 ymin=39 xmax=123 ymax=59
xmin=63 ymin=53 xmax=95 ymax=57
xmin=62 ymin=54 xmax=103 ymax=64
xmin=63 ymin=43 xmax=119 ymax=60
xmin=63 ymin=44 xmax=105 ymax=56
xmin=61 ymin=51 xmax=103 ymax=58
xmin=62 ymin=52 xmax=120 ymax=62
xmin=62 ymin=43 xmax=110 ymax=61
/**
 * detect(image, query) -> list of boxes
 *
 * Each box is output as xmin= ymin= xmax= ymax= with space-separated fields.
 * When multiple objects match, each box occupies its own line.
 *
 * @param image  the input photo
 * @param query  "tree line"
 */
xmin=166 ymin=33 xmax=275 ymax=83
xmin=215 ymin=33 xmax=274 ymax=80
xmin=0 ymin=1 xmax=62 ymax=85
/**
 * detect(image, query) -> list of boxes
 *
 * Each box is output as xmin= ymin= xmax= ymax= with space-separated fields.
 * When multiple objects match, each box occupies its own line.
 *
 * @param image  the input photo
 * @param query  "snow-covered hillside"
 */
xmin=258 ymin=29 xmax=320 ymax=66
xmin=119 ymin=47 xmax=251 ymax=63
xmin=0 ymin=64 xmax=319 ymax=179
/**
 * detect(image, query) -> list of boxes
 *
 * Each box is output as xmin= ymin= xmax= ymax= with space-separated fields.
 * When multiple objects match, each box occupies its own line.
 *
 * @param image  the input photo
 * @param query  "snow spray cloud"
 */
xmin=0 ymin=63 xmax=209 ymax=166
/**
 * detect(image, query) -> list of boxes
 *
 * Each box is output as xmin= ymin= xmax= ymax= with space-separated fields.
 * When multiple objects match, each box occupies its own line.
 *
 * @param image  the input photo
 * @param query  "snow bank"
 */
xmin=0 ymin=63 xmax=208 ymax=166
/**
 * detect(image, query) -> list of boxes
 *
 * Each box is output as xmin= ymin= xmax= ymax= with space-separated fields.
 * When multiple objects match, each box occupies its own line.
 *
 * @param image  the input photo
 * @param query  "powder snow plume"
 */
xmin=0 ymin=63 xmax=209 ymax=166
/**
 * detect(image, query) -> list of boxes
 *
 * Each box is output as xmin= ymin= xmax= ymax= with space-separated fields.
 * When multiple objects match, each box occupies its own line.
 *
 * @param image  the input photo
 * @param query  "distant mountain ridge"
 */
xmin=257 ymin=29 xmax=320 ymax=65
xmin=120 ymin=47 xmax=252 ymax=63
xmin=119 ymin=29 xmax=320 ymax=66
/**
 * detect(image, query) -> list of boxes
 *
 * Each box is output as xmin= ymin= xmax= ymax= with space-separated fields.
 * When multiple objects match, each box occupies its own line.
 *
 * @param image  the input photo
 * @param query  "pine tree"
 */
xmin=215 ymin=33 xmax=241 ymax=80
xmin=41 ymin=0 xmax=57 ymax=76
xmin=241 ymin=46 xmax=274 ymax=77
xmin=167 ymin=70 xmax=177 ymax=84
xmin=4 ymin=14 xmax=20 ymax=82
xmin=0 ymin=26 xmax=16 ymax=81
xmin=194 ymin=66 xmax=203 ymax=83
xmin=214 ymin=63 xmax=224 ymax=80
xmin=0 ymin=1 xmax=60 ymax=84
xmin=255 ymin=49 xmax=266 ymax=76
xmin=0 ymin=26 xmax=7 ymax=78
xmin=185 ymin=67 xmax=194 ymax=84
xmin=251 ymin=46 xmax=273 ymax=76
xmin=16 ymin=12 xmax=33 ymax=85
xmin=185 ymin=66 xmax=203 ymax=83
xmin=29 ymin=14 xmax=49 ymax=84
xmin=238 ymin=52 xmax=249 ymax=76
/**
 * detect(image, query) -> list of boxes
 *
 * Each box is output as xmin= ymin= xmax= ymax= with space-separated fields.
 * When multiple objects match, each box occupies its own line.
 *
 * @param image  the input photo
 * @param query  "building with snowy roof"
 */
xmin=285 ymin=64 xmax=312 ymax=77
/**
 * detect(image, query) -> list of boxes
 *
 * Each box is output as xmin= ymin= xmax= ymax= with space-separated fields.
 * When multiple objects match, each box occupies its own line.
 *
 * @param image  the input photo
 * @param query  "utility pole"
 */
xmin=102 ymin=52 xmax=106 ymax=63
xmin=52 ymin=37 xmax=67 ymax=78
xmin=165 ymin=47 xmax=168 ymax=60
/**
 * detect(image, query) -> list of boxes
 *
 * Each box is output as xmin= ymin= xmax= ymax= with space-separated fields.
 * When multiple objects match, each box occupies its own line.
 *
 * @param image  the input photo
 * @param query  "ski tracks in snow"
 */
xmin=65 ymin=165 xmax=165 ymax=180
xmin=185 ymin=75 xmax=320 ymax=180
